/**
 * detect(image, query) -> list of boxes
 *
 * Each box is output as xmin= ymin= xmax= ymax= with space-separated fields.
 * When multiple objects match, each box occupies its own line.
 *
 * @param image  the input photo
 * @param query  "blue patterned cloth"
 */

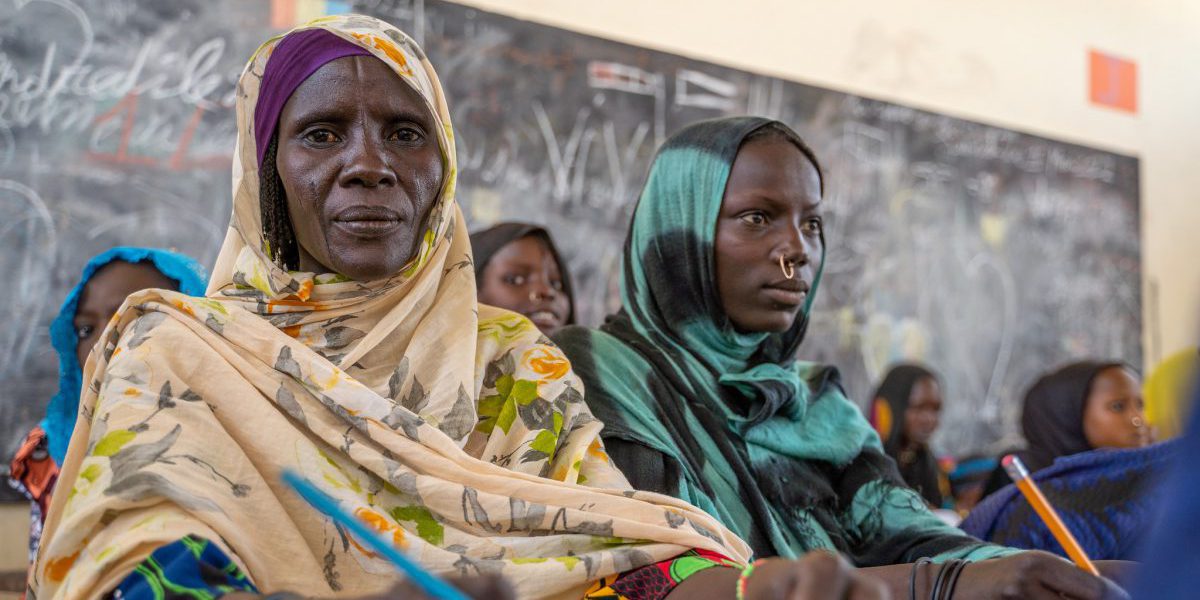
xmin=960 ymin=440 xmax=1178 ymax=560
xmin=112 ymin=536 xmax=257 ymax=600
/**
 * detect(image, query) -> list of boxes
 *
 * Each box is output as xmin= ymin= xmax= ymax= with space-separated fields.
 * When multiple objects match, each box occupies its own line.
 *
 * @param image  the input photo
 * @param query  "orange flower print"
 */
xmin=524 ymin=347 xmax=570 ymax=381
xmin=350 ymin=33 xmax=413 ymax=76
xmin=45 ymin=549 xmax=80 ymax=582
xmin=351 ymin=506 xmax=408 ymax=556
xmin=587 ymin=439 xmax=610 ymax=463
xmin=172 ymin=300 xmax=196 ymax=318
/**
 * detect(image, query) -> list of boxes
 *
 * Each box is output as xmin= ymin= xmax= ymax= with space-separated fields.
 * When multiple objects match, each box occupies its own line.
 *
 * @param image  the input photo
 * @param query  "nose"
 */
xmin=339 ymin=132 xmax=396 ymax=188
xmin=529 ymin=279 xmax=558 ymax=302
xmin=772 ymin=221 xmax=811 ymax=269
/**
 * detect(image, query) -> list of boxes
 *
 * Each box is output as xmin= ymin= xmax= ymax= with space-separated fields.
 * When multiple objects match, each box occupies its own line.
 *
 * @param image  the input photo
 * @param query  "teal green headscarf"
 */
xmin=556 ymin=117 xmax=1015 ymax=565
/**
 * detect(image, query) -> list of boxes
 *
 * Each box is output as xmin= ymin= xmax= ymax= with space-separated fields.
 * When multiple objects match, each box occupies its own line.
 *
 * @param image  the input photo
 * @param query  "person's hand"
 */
xmin=1094 ymin=560 xmax=1138 ymax=588
xmin=743 ymin=552 xmax=889 ymax=600
xmin=384 ymin=573 xmax=515 ymax=599
xmin=954 ymin=551 xmax=1129 ymax=599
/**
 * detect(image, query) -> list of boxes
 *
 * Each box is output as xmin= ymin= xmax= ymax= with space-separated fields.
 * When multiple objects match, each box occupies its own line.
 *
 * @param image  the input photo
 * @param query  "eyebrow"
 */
xmin=286 ymin=105 xmax=433 ymax=128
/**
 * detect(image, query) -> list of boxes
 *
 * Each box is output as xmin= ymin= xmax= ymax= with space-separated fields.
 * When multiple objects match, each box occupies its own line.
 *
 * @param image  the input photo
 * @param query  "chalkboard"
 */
xmin=0 ymin=0 xmax=1140 ymax=488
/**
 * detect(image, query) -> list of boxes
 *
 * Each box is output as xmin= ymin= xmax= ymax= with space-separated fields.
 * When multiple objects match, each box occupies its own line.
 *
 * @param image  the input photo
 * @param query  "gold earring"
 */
xmin=779 ymin=255 xmax=795 ymax=280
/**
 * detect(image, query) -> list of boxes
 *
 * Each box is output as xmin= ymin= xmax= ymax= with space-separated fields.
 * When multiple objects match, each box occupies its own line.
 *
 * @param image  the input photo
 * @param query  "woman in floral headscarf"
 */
xmin=29 ymin=16 xmax=765 ymax=600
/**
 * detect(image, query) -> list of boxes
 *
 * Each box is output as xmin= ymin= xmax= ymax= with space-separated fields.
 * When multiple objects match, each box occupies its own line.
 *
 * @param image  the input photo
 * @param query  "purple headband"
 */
xmin=254 ymin=28 xmax=373 ymax=167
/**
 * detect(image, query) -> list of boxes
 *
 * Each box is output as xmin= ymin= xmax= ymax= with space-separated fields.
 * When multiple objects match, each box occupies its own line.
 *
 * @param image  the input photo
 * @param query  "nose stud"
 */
xmin=779 ymin=255 xmax=795 ymax=280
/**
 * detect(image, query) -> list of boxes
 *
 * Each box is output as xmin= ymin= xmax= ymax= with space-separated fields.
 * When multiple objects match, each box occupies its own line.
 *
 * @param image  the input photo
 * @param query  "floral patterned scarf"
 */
xmin=32 ymin=15 xmax=748 ymax=600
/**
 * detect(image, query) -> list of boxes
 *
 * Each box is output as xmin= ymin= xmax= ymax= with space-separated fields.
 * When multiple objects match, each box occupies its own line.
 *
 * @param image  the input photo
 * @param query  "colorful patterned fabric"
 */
xmin=960 ymin=440 xmax=1177 ymax=560
xmin=555 ymin=117 xmax=1016 ymax=565
xmin=10 ymin=248 xmax=207 ymax=567
xmin=32 ymin=15 xmax=748 ymax=600
xmin=44 ymin=246 xmax=210 ymax=465
xmin=583 ymin=550 xmax=736 ymax=600
xmin=110 ymin=536 xmax=257 ymax=600
xmin=8 ymin=426 xmax=58 ymax=563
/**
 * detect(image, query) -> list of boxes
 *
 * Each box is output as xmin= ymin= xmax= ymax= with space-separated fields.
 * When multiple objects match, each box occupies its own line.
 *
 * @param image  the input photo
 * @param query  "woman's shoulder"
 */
xmin=551 ymin=325 xmax=655 ymax=393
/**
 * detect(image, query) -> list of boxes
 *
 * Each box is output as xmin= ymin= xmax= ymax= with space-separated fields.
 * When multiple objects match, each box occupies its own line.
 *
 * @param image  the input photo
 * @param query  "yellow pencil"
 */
xmin=1002 ymin=454 xmax=1101 ymax=576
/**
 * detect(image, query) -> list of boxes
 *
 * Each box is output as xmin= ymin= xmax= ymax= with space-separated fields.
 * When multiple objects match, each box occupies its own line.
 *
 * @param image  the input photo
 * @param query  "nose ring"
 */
xmin=1132 ymin=416 xmax=1144 ymax=428
xmin=529 ymin=291 xmax=539 ymax=302
xmin=779 ymin=256 xmax=795 ymax=280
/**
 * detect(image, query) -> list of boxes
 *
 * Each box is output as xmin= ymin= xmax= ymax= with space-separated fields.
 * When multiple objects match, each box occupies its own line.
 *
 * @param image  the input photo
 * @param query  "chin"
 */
xmin=328 ymin=243 xmax=415 ymax=282
xmin=732 ymin=310 xmax=797 ymax=334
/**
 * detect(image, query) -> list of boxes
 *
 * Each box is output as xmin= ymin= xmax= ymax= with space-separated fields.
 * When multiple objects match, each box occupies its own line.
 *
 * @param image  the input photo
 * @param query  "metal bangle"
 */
xmin=909 ymin=557 xmax=933 ymax=600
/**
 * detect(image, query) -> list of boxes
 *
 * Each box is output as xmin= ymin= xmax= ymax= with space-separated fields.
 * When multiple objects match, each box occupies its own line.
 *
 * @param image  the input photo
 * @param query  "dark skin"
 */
xmin=715 ymin=138 xmax=822 ymax=334
xmin=73 ymin=261 xmax=178 ymax=367
xmin=703 ymin=138 xmax=1131 ymax=599
xmin=1083 ymin=366 xmax=1150 ymax=449
xmin=275 ymin=55 xmax=444 ymax=281
xmin=477 ymin=234 xmax=571 ymax=333
xmin=901 ymin=376 xmax=942 ymax=448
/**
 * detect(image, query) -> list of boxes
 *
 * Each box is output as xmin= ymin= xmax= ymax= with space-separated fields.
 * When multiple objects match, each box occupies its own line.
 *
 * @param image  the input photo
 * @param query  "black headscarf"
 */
xmin=1020 ymin=361 xmax=1127 ymax=472
xmin=980 ymin=360 xmax=1126 ymax=498
xmin=871 ymin=364 xmax=945 ymax=507
xmin=469 ymin=222 xmax=576 ymax=325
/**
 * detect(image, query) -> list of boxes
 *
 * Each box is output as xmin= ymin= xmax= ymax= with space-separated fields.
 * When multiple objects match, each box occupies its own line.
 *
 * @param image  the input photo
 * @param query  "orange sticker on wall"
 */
xmin=1089 ymin=49 xmax=1137 ymax=114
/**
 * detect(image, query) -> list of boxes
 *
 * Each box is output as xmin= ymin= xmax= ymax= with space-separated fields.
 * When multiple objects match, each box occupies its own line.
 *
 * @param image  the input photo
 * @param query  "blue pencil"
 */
xmin=281 ymin=469 xmax=469 ymax=600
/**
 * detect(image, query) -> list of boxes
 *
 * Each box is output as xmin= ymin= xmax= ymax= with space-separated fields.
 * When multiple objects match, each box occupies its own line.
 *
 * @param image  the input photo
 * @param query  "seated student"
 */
xmin=470 ymin=222 xmax=574 ymax=334
xmin=979 ymin=362 xmax=1151 ymax=499
xmin=555 ymin=116 xmax=1128 ymax=598
xmin=868 ymin=364 xmax=951 ymax=509
xmin=7 ymin=247 xmax=207 ymax=564
xmin=30 ymin=18 xmax=883 ymax=600
xmin=961 ymin=438 xmax=1177 ymax=560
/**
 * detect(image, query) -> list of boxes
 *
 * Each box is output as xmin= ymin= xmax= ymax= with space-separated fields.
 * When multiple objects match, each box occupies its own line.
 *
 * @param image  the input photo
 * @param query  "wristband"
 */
xmin=735 ymin=558 xmax=769 ymax=600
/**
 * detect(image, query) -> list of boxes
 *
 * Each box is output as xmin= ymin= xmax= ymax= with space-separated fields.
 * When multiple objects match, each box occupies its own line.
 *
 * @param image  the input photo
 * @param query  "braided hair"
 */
xmin=259 ymin=133 xmax=300 ymax=271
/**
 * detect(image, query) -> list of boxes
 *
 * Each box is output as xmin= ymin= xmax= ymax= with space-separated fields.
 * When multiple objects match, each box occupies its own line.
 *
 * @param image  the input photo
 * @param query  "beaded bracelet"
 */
xmin=735 ymin=558 xmax=770 ymax=600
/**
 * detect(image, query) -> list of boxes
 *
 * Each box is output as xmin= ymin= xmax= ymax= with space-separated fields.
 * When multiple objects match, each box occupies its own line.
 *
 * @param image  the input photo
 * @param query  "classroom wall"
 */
xmin=456 ymin=0 xmax=1200 ymax=371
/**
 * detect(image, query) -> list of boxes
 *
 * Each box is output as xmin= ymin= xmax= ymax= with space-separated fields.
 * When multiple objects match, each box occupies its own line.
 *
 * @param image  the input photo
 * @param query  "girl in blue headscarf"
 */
xmin=8 ymin=247 xmax=207 ymax=562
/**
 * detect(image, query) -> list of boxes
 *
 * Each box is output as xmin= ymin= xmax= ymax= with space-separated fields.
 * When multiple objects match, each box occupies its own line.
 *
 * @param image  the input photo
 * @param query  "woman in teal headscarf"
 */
xmin=555 ymin=117 xmax=1128 ymax=598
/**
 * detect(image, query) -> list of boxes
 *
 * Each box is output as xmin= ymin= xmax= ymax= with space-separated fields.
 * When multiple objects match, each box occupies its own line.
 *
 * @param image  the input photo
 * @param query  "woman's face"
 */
xmin=477 ymin=235 xmax=571 ymax=333
xmin=903 ymin=376 xmax=943 ymax=446
xmin=715 ymin=138 xmax=823 ymax=333
xmin=275 ymin=55 xmax=444 ymax=281
xmin=1083 ymin=366 xmax=1149 ymax=449
xmin=74 ymin=261 xmax=177 ymax=367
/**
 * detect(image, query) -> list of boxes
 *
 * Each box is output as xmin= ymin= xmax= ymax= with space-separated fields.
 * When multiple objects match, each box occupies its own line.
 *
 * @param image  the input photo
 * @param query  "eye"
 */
xmin=387 ymin=127 xmax=424 ymax=143
xmin=1109 ymin=400 xmax=1126 ymax=413
xmin=303 ymin=128 xmax=341 ymax=146
xmin=503 ymin=274 xmax=527 ymax=286
xmin=803 ymin=217 xmax=823 ymax=235
xmin=76 ymin=325 xmax=95 ymax=340
xmin=739 ymin=211 xmax=768 ymax=227
xmin=550 ymin=279 xmax=564 ymax=291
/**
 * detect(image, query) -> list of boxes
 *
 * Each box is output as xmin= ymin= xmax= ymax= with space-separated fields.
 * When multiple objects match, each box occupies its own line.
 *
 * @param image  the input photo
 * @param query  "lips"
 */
xmin=331 ymin=205 xmax=403 ymax=237
xmin=527 ymin=309 xmax=562 ymax=330
xmin=762 ymin=278 xmax=809 ymax=307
